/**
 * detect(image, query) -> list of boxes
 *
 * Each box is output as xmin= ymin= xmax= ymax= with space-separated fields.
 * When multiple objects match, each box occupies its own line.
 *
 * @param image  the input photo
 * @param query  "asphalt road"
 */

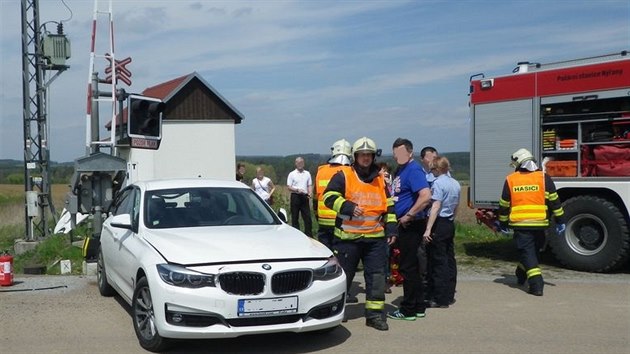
xmin=1 ymin=271 xmax=629 ymax=354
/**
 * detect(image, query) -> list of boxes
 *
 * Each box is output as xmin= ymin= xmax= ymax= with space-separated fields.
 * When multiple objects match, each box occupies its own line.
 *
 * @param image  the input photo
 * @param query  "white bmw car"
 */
xmin=98 ymin=178 xmax=346 ymax=352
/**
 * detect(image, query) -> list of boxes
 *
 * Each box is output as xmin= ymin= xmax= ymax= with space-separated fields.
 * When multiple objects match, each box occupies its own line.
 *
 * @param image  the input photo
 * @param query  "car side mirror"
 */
xmin=277 ymin=208 xmax=288 ymax=223
xmin=110 ymin=213 xmax=133 ymax=230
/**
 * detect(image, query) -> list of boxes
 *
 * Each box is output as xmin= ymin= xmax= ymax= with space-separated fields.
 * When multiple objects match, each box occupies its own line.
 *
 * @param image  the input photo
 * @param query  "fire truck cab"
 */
xmin=469 ymin=51 xmax=630 ymax=272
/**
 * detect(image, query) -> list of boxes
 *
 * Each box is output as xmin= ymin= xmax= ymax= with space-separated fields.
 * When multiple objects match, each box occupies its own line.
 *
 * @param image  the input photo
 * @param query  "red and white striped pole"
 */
xmin=85 ymin=0 xmax=98 ymax=153
xmin=107 ymin=0 xmax=117 ymax=148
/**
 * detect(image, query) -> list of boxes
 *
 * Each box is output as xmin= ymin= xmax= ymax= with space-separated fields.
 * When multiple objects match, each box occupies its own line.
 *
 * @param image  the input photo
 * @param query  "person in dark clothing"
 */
xmin=323 ymin=137 xmax=397 ymax=331
xmin=387 ymin=138 xmax=432 ymax=321
xmin=497 ymin=148 xmax=566 ymax=296
xmin=423 ymin=156 xmax=460 ymax=308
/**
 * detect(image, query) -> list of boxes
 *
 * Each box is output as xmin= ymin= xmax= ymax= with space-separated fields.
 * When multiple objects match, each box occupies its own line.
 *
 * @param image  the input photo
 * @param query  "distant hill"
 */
xmin=0 ymin=160 xmax=74 ymax=184
xmin=238 ymin=151 xmax=470 ymax=184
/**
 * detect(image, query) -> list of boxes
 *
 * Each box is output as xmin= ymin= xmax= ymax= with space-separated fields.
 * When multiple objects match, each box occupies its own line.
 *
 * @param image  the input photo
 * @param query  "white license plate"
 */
xmin=238 ymin=296 xmax=298 ymax=317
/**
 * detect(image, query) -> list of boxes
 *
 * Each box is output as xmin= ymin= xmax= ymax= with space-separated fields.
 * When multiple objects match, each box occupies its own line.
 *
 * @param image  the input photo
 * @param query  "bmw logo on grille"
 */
xmin=262 ymin=264 xmax=272 ymax=270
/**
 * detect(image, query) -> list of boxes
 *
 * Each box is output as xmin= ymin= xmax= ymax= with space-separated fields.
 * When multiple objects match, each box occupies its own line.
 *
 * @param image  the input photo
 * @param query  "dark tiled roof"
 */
xmin=142 ymin=73 xmax=189 ymax=100
xmin=106 ymin=72 xmax=243 ymax=129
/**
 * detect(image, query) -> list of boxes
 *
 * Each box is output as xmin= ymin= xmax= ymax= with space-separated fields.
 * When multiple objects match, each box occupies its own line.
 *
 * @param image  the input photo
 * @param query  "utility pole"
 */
xmin=21 ymin=0 xmax=70 ymax=240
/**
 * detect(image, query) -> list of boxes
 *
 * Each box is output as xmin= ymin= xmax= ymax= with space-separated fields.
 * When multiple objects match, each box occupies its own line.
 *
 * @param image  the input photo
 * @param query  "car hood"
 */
xmin=143 ymin=224 xmax=332 ymax=264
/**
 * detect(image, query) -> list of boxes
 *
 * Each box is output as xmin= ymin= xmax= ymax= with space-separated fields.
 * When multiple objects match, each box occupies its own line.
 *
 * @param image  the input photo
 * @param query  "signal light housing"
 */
xmin=127 ymin=95 xmax=165 ymax=140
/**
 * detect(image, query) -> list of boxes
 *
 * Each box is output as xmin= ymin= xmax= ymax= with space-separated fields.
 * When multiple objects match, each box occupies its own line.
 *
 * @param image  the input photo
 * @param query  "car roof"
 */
xmin=134 ymin=178 xmax=249 ymax=192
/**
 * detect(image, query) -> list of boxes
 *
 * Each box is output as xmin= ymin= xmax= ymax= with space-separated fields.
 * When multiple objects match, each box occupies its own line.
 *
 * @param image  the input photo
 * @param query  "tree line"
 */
xmin=0 ymin=152 xmax=469 ymax=185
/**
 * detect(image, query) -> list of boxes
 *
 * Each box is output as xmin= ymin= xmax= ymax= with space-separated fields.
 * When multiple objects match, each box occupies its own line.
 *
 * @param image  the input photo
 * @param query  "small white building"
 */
xmin=108 ymin=72 xmax=244 ymax=182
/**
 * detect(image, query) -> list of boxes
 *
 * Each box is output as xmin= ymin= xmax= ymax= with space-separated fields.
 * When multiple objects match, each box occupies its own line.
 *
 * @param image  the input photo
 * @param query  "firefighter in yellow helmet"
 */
xmin=313 ymin=139 xmax=352 ymax=250
xmin=497 ymin=148 xmax=566 ymax=296
xmin=323 ymin=137 xmax=398 ymax=331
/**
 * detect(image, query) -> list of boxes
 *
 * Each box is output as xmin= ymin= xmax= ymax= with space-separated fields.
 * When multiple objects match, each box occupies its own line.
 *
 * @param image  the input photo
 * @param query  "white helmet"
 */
xmin=352 ymin=137 xmax=381 ymax=156
xmin=510 ymin=148 xmax=534 ymax=168
xmin=331 ymin=139 xmax=352 ymax=157
xmin=329 ymin=139 xmax=352 ymax=165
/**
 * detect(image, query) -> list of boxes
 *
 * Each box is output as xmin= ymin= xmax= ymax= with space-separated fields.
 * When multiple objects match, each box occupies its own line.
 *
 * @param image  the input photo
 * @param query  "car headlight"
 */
xmin=312 ymin=256 xmax=343 ymax=281
xmin=157 ymin=264 xmax=216 ymax=288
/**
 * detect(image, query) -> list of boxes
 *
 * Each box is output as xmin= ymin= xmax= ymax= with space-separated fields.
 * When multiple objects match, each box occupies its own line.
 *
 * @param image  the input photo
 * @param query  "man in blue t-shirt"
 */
xmin=387 ymin=138 xmax=432 ymax=321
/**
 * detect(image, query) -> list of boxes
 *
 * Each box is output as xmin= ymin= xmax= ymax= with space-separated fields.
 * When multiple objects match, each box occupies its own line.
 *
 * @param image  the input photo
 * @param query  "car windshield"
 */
xmin=144 ymin=187 xmax=280 ymax=229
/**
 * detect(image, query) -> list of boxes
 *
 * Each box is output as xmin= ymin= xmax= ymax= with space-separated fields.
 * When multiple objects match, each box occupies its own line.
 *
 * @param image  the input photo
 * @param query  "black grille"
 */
xmin=307 ymin=297 xmax=345 ymax=319
xmin=271 ymin=270 xmax=312 ymax=294
xmin=219 ymin=272 xmax=265 ymax=295
xmin=166 ymin=312 xmax=223 ymax=327
xmin=227 ymin=315 xmax=302 ymax=327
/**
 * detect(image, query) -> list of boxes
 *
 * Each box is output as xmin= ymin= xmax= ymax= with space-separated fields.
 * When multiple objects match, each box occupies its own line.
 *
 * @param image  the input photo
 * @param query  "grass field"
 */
xmin=0 ymin=184 xmax=69 ymax=226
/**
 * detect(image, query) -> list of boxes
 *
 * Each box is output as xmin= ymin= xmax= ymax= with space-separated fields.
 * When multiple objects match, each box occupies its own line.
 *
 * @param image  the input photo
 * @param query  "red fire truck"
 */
xmin=468 ymin=51 xmax=630 ymax=272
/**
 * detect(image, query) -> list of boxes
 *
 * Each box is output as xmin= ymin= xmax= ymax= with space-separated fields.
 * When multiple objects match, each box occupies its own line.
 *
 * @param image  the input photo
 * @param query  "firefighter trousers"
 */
xmin=334 ymin=237 xmax=387 ymax=319
xmin=513 ymin=228 xmax=546 ymax=288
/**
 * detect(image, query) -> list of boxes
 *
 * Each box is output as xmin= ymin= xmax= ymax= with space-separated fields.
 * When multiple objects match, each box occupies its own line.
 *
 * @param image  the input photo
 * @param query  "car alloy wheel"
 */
xmin=96 ymin=248 xmax=115 ymax=297
xmin=132 ymin=277 xmax=169 ymax=352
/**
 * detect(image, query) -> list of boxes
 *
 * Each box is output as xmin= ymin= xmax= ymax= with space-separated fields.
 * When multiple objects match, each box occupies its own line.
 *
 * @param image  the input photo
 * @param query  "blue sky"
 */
xmin=1 ymin=0 xmax=629 ymax=162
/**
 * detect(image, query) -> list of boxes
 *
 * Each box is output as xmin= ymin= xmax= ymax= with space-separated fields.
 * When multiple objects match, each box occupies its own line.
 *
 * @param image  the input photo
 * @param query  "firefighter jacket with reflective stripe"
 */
xmin=498 ymin=170 xmax=565 ymax=228
xmin=315 ymin=164 xmax=350 ymax=227
xmin=323 ymin=165 xmax=397 ymax=240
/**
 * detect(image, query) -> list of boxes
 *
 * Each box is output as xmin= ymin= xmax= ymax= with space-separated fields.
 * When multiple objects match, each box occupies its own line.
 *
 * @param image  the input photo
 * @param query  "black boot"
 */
xmin=366 ymin=317 xmax=389 ymax=331
xmin=528 ymin=275 xmax=543 ymax=296
xmin=515 ymin=266 xmax=527 ymax=285
xmin=346 ymin=294 xmax=359 ymax=303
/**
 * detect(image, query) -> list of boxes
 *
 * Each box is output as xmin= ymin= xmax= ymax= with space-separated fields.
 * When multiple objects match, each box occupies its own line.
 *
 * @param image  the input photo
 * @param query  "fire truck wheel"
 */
xmin=548 ymin=195 xmax=630 ymax=272
xmin=97 ymin=247 xmax=115 ymax=297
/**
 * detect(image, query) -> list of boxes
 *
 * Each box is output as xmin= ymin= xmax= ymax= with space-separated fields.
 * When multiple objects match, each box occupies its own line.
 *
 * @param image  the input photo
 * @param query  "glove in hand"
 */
xmin=556 ymin=223 xmax=566 ymax=234
xmin=494 ymin=221 xmax=510 ymax=235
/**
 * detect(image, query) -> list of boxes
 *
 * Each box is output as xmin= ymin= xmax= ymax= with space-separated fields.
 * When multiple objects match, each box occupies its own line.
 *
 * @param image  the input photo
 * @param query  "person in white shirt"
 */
xmin=251 ymin=166 xmax=275 ymax=205
xmin=287 ymin=157 xmax=313 ymax=237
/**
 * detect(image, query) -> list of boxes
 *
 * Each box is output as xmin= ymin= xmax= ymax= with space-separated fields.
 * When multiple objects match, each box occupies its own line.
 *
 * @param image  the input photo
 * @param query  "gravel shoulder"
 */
xmin=2 ymin=270 xmax=629 ymax=354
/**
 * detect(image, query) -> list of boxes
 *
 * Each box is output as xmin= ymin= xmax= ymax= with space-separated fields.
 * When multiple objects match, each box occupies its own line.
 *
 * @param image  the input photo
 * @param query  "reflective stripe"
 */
xmin=343 ymin=224 xmax=382 ymax=232
xmin=323 ymin=190 xmax=345 ymax=213
xmin=318 ymin=206 xmax=336 ymax=218
xmin=324 ymin=190 xmax=343 ymax=200
xmin=339 ymin=214 xmax=384 ymax=235
xmin=318 ymin=218 xmax=335 ymax=227
xmin=512 ymin=212 xmax=547 ymax=220
xmin=527 ymin=267 xmax=542 ymax=278
xmin=499 ymin=198 xmax=510 ymax=207
xmin=365 ymin=300 xmax=385 ymax=310
xmin=332 ymin=196 xmax=345 ymax=212
xmin=338 ymin=214 xmax=381 ymax=222
xmin=334 ymin=228 xmax=385 ymax=240
xmin=510 ymin=220 xmax=549 ymax=227
xmin=512 ymin=205 xmax=546 ymax=212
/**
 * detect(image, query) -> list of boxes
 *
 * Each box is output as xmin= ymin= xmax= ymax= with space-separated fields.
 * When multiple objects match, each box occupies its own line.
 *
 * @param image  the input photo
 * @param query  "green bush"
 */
xmin=5 ymin=173 xmax=24 ymax=184
xmin=12 ymin=234 xmax=83 ymax=275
